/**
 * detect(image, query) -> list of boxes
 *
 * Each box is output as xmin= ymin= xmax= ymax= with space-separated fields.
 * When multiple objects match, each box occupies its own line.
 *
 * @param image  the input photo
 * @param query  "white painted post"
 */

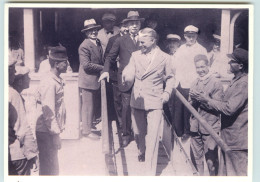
xmin=23 ymin=9 xmax=35 ymax=71
xmin=220 ymin=10 xmax=232 ymax=78
xmin=221 ymin=9 xmax=231 ymax=55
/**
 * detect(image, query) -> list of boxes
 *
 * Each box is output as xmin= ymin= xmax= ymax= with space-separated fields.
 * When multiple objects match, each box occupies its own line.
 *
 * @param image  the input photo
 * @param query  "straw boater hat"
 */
xmin=123 ymin=11 xmax=145 ymax=23
xmin=81 ymin=19 xmax=101 ymax=33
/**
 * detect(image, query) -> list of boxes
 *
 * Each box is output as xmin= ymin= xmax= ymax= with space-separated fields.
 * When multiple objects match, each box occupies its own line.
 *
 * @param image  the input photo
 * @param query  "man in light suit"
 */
xmin=99 ymin=11 xmax=144 ymax=147
xmin=78 ymin=19 xmax=104 ymax=140
xmin=122 ymin=28 xmax=175 ymax=175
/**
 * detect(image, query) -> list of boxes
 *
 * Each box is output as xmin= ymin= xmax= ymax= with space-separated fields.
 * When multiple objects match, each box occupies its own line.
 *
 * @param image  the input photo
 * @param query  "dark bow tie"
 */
xmin=106 ymin=31 xmax=114 ymax=34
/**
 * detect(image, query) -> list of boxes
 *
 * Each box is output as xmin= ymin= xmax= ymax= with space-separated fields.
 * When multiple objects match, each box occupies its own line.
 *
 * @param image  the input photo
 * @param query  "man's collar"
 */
xmin=50 ymin=71 xmax=62 ymax=84
xmin=231 ymin=72 xmax=247 ymax=85
xmin=197 ymin=71 xmax=212 ymax=84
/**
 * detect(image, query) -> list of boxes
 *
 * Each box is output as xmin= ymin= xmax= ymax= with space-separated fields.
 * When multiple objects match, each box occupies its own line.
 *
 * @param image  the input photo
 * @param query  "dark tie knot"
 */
xmin=96 ymin=39 xmax=101 ymax=46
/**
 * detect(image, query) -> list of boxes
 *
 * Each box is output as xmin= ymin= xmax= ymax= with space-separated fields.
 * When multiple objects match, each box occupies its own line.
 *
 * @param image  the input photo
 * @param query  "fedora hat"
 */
xmin=81 ymin=19 xmax=101 ymax=33
xmin=123 ymin=11 xmax=145 ymax=23
xmin=227 ymin=48 xmax=248 ymax=65
xmin=102 ymin=13 xmax=116 ymax=21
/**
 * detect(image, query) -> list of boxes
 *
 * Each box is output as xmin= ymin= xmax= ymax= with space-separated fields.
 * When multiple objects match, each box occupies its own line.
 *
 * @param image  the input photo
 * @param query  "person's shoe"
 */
xmin=122 ymin=135 xmax=130 ymax=147
xmin=181 ymin=133 xmax=190 ymax=143
xmin=83 ymin=132 xmax=100 ymax=140
xmin=138 ymin=153 xmax=145 ymax=162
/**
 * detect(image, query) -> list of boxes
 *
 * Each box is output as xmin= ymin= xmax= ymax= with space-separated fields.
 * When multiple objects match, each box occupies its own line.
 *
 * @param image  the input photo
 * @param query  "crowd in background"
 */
xmin=8 ymin=10 xmax=248 ymax=176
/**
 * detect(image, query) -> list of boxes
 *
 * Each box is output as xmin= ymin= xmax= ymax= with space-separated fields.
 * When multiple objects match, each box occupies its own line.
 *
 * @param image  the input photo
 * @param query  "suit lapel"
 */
xmin=124 ymin=35 xmax=138 ymax=54
xmin=141 ymin=48 xmax=165 ymax=79
xmin=87 ymin=39 xmax=102 ymax=62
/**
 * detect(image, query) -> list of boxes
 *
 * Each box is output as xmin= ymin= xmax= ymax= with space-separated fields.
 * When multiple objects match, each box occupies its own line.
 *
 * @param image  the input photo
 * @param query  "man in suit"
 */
xmin=97 ymin=13 xmax=120 ymax=53
xmin=99 ymin=11 xmax=144 ymax=147
xmin=78 ymin=19 xmax=104 ymax=140
xmin=122 ymin=28 xmax=175 ymax=175
xmin=104 ymin=20 xmax=129 ymax=128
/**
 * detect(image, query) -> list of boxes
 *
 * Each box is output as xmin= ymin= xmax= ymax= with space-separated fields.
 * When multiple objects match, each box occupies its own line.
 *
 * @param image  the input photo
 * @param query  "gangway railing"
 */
xmin=173 ymin=88 xmax=235 ymax=175
xmin=101 ymin=79 xmax=110 ymax=154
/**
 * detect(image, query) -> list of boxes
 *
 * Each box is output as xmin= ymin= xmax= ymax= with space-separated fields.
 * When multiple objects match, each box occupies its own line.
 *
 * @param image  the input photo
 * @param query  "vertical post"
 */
xmin=229 ymin=12 xmax=242 ymax=52
xmin=23 ymin=9 xmax=35 ymax=71
xmin=220 ymin=10 xmax=232 ymax=78
xmin=220 ymin=9 xmax=231 ymax=55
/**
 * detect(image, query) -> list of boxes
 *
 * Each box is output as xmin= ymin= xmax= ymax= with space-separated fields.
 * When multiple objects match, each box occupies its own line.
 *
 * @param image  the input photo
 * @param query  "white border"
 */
xmin=4 ymin=3 xmax=254 ymax=182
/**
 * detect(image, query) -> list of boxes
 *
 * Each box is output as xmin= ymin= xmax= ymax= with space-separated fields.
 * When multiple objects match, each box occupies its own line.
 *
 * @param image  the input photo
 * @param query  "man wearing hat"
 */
xmin=189 ymin=54 xmax=224 ymax=176
xmin=103 ymin=20 xmax=129 ymax=128
xmin=165 ymin=34 xmax=181 ymax=56
xmin=99 ymin=11 xmax=144 ymax=147
xmin=172 ymin=25 xmax=207 ymax=141
xmin=97 ymin=13 xmax=120 ymax=53
xmin=191 ymin=48 xmax=248 ymax=176
xmin=208 ymin=34 xmax=223 ymax=76
xmin=78 ymin=19 xmax=104 ymax=140
xmin=36 ymin=45 xmax=68 ymax=175
xmin=9 ymin=59 xmax=38 ymax=175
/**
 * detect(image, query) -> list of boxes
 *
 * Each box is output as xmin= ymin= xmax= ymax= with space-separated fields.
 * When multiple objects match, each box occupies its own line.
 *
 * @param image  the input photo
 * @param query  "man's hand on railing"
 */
xmin=98 ymin=72 xmax=110 ymax=82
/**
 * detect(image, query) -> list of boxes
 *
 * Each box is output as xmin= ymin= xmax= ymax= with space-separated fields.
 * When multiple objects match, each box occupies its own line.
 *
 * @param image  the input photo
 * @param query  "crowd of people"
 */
xmin=8 ymin=10 xmax=248 ymax=176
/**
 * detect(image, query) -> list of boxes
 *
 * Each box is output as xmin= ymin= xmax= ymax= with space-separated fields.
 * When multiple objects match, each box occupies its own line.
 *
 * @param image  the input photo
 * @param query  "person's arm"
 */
xmin=99 ymin=37 xmax=121 ymax=82
xmin=40 ymin=81 xmax=61 ymax=135
xmin=163 ymin=55 xmax=175 ymax=103
xmin=206 ymin=81 xmax=247 ymax=116
xmin=79 ymin=46 xmax=104 ymax=74
xmin=103 ymin=37 xmax=120 ymax=73
xmin=122 ymin=53 xmax=135 ymax=85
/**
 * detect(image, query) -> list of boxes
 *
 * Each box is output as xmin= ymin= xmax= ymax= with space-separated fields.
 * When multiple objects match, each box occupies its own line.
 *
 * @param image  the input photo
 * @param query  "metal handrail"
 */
xmin=101 ymin=80 xmax=110 ymax=154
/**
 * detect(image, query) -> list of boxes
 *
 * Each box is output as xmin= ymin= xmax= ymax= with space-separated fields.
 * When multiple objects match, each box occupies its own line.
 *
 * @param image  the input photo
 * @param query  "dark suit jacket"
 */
xmin=103 ymin=34 xmax=141 ymax=92
xmin=78 ymin=38 xmax=104 ymax=90
xmin=104 ymin=34 xmax=121 ymax=82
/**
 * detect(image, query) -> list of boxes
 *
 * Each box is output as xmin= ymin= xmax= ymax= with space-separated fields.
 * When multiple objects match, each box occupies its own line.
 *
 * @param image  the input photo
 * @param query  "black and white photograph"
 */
xmin=5 ymin=3 xmax=253 ymax=182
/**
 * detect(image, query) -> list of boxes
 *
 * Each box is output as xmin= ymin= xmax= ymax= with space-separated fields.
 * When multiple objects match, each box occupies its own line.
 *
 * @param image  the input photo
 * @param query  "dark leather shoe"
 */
xmin=138 ymin=153 xmax=145 ymax=162
xmin=181 ymin=133 xmax=190 ymax=143
xmin=83 ymin=132 xmax=100 ymax=140
xmin=122 ymin=135 xmax=130 ymax=147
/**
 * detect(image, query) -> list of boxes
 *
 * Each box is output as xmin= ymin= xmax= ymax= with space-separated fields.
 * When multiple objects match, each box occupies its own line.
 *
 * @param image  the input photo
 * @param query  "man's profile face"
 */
xmin=139 ymin=36 xmax=155 ymax=54
xmin=57 ymin=60 xmax=68 ymax=73
xmin=228 ymin=59 xmax=242 ymax=74
xmin=127 ymin=21 xmax=141 ymax=35
xmin=102 ymin=20 xmax=115 ymax=31
xmin=184 ymin=33 xmax=198 ymax=46
xmin=21 ymin=73 xmax=31 ymax=90
xmin=195 ymin=59 xmax=209 ymax=77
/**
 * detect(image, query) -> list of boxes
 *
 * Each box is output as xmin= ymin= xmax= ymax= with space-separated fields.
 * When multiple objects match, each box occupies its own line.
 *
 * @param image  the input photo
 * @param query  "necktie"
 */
xmin=132 ymin=34 xmax=137 ymax=45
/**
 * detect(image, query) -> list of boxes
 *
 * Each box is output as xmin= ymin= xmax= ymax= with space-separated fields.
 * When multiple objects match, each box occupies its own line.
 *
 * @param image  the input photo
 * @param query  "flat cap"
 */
xmin=102 ymin=13 xmax=116 ymax=21
xmin=184 ymin=25 xmax=199 ymax=33
xmin=49 ymin=46 xmax=68 ymax=61
xmin=166 ymin=34 xmax=181 ymax=41
xmin=194 ymin=54 xmax=208 ymax=63
xmin=227 ymin=48 xmax=248 ymax=65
